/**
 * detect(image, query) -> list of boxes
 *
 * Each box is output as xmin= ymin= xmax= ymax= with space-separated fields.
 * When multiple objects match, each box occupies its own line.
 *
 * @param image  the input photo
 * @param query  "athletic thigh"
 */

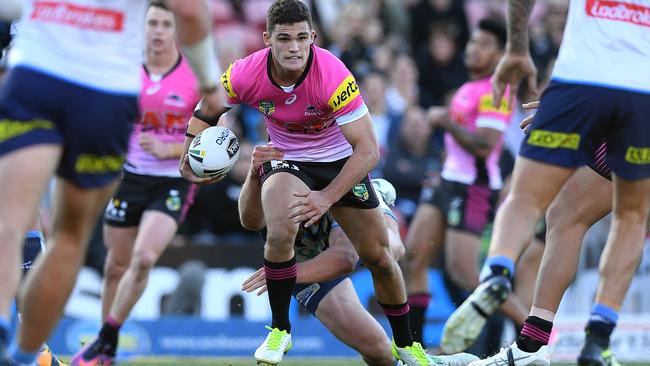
xmin=314 ymin=279 xmax=392 ymax=357
xmin=330 ymin=205 xmax=389 ymax=262
xmin=546 ymin=166 xmax=612 ymax=228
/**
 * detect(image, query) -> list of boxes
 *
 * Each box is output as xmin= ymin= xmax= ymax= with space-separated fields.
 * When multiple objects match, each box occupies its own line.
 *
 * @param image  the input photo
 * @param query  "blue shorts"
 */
xmin=0 ymin=67 xmax=138 ymax=188
xmin=292 ymin=276 xmax=347 ymax=315
xmin=520 ymin=81 xmax=650 ymax=180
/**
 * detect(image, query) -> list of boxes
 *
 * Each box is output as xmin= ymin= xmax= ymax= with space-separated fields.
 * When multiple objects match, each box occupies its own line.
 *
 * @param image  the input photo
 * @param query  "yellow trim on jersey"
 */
xmin=328 ymin=75 xmax=360 ymax=113
xmin=478 ymin=94 xmax=510 ymax=114
xmin=221 ymin=63 xmax=237 ymax=99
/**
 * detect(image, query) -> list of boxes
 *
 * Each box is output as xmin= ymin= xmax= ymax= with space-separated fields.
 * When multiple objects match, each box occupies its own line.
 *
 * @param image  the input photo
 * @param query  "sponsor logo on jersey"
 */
xmin=221 ymin=63 xmax=238 ymax=98
xmin=328 ymin=75 xmax=360 ymax=113
xmin=164 ymin=94 xmax=186 ymax=108
xmin=258 ymin=100 xmax=275 ymax=116
xmin=527 ymin=130 xmax=581 ymax=150
xmin=352 ymin=183 xmax=369 ymax=201
xmin=75 ymin=154 xmax=125 ymax=174
xmin=31 ymin=1 xmax=124 ymax=32
xmin=625 ymin=146 xmax=650 ymax=164
xmin=304 ymin=105 xmax=325 ymax=117
xmin=145 ymin=83 xmax=161 ymax=95
xmin=269 ymin=160 xmax=300 ymax=172
xmin=285 ymin=94 xmax=297 ymax=105
xmin=587 ymin=0 xmax=650 ymax=28
xmin=0 ymin=119 xmax=54 ymax=143
xmin=478 ymin=94 xmax=510 ymax=114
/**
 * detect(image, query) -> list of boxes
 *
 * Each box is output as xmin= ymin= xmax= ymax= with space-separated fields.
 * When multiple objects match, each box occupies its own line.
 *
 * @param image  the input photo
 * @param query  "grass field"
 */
xmin=91 ymin=358 xmax=650 ymax=366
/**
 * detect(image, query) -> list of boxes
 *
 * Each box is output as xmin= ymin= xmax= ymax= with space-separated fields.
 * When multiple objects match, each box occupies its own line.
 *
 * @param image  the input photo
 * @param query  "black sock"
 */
xmin=585 ymin=320 xmax=615 ymax=346
xmin=264 ymin=257 xmax=297 ymax=333
xmin=379 ymin=301 xmax=413 ymax=348
xmin=98 ymin=321 xmax=120 ymax=355
xmin=516 ymin=316 xmax=553 ymax=353
xmin=407 ymin=294 xmax=430 ymax=344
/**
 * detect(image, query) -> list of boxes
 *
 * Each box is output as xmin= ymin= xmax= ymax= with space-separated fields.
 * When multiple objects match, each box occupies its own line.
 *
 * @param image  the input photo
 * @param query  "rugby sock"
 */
xmin=407 ymin=293 xmax=431 ymax=343
xmin=99 ymin=316 xmax=121 ymax=353
xmin=516 ymin=316 xmax=553 ymax=352
xmin=8 ymin=343 xmax=37 ymax=366
xmin=0 ymin=316 xmax=10 ymax=346
xmin=585 ymin=303 xmax=618 ymax=345
xmin=264 ymin=257 xmax=297 ymax=333
xmin=379 ymin=301 xmax=412 ymax=348
xmin=479 ymin=255 xmax=515 ymax=282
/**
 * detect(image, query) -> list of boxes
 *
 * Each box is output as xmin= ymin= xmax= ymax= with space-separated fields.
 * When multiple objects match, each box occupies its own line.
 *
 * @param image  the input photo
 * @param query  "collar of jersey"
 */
xmin=267 ymin=46 xmax=314 ymax=92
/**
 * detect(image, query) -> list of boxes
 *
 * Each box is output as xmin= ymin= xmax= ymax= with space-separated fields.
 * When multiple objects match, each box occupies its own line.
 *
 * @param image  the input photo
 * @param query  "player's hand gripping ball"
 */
xmin=188 ymin=126 xmax=240 ymax=178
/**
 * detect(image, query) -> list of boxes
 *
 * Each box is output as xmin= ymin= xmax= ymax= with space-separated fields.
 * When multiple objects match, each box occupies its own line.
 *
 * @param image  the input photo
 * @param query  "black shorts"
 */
xmin=104 ymin=171 xmax=196 ymax=227
xmin=420 ymin=179 xmax=499 ymax=236
xmin=0 ymin=67 xmax=138 ymax=188
xmin=259 ymin=158 xmax=379 ymax=209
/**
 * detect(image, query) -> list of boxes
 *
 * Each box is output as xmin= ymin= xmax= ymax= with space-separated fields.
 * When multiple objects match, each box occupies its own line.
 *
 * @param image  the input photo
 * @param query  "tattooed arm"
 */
xmin=492 ymin=0 xmax=539 ymax=106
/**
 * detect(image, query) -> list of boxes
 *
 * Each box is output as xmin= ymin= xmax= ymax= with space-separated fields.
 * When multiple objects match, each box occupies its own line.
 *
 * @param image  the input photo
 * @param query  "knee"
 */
xmin=104 ymin=257 xmax=128 ymax=281
xmin=265 ymin=224 xmax=297 ymax=250
xmin=130 ymin=252 xmax=157 ymax=276
xmin=363 ymin=247 xmax=396 ymax=276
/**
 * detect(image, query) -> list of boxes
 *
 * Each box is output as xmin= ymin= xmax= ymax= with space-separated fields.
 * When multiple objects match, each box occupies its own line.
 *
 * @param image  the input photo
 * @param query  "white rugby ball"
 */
xmin=188 ymin=126 xmax=240 ymax=178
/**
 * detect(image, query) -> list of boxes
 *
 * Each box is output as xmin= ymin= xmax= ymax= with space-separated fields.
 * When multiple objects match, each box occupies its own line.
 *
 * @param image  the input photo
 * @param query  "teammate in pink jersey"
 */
xmin=404 ymin=19 xmax=527 ymax=347
xmin=464 ymin=0 xmax=650 ymax=365
xmin=70 ymin=3 xmax=201 ymax=365
xmin=0 ymin=0 xmax=221 ymax=364
xmin=180 ymin=1 xmax=437 ymax=365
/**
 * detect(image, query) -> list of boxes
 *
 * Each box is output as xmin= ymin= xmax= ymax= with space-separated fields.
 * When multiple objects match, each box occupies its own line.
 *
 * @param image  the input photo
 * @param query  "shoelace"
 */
xmin=264 ymin=326 xmax=286 ymax=352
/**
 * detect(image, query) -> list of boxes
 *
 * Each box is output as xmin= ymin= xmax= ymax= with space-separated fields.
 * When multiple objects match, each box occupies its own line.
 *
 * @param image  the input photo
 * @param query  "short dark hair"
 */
xmin=478 ymin=18 xmax=507 ymax=50
xmin=267 ymin=0 xmax=313 ymax=34
xmin=149 ymin=0 xmax=170 ymax=11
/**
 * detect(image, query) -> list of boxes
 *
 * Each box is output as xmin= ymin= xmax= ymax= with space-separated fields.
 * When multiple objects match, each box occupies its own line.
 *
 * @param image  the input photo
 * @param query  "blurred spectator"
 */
xmin=530 ymin=0 xmax=568 ymax=74
xmin=361 ymin=71 xmax=401 ymax=171
xmin=162 ymin=260 xmax=207 ymax=316
xmin=416 ymin=22 xmax=467 ymax=107
xmin=386 ymin=54 xmax=419 ymax=116
xmin=382 ymin=106 xmax=441 ymax=222
xmin=408 ymin=0 xmax=469 ymax=53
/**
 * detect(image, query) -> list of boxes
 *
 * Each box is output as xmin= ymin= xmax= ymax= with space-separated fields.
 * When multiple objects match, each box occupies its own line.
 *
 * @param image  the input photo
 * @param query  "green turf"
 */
xmin=103 ymin=358 xmax=650 ymax=366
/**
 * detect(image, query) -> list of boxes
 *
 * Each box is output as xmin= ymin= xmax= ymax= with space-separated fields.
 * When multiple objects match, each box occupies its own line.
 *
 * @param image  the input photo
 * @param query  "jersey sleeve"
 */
xmin=324 ymin=62 xmax=367 ymax=126
xmin=475 ymin=92 xmax=512 ymax=132
xmin=220 ymin=61 xmax=243 ymax=107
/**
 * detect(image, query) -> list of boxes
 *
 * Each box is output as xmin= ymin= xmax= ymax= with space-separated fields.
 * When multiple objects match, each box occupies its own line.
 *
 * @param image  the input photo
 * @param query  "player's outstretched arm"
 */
xmin=289 ymin=113 xmax=379 ymax=227
xmin=168 ymin=0 xmax=223 ymax=117
xmin=241 ymin=231 xmax=360 ymax=295
xmin=492 ymin=0 xmax=538 ymax=107
xmin=239 ymin=145 xmax=284 ymax=230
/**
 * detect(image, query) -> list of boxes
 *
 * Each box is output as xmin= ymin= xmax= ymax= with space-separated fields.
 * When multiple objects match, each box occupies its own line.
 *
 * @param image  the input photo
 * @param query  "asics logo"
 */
xmin=285 ymin=94 xmax=297 ymax=105
xmin=145 ymin=83 xmax=161 ymax=95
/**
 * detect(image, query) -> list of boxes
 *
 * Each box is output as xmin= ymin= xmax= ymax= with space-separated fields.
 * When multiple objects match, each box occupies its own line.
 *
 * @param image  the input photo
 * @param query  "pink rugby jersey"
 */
xmin=221 ymin=46 xmax=369 ymax=161
xmin=125 ymin=57 xmax=201 ymax=177
xmin=441 ymin=77 xmax=512 ymax=189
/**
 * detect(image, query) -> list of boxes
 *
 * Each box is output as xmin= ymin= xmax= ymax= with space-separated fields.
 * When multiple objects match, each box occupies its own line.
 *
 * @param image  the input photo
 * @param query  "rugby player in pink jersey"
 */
xmin=458 ymin=0 xmax=650 ymax=365
xmin=404 ymin=19 xmax=533 ymax=349
xmin=180 ymin=1 xmax=438 ymax=364
xmin=70 ymin=3 xmax=202 ymax=365
xmin=0 ymin=0 xmax=222 ymax=365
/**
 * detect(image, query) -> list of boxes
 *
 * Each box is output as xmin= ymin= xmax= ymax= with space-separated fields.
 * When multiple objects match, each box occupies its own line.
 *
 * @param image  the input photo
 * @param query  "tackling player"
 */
xmin=0 ymin=1 xmax=221 ymax=365
xmin=70 ymin=3 xmax=201 ymax=365
xmin=181 ymin=1 xmax=435 ymax=365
